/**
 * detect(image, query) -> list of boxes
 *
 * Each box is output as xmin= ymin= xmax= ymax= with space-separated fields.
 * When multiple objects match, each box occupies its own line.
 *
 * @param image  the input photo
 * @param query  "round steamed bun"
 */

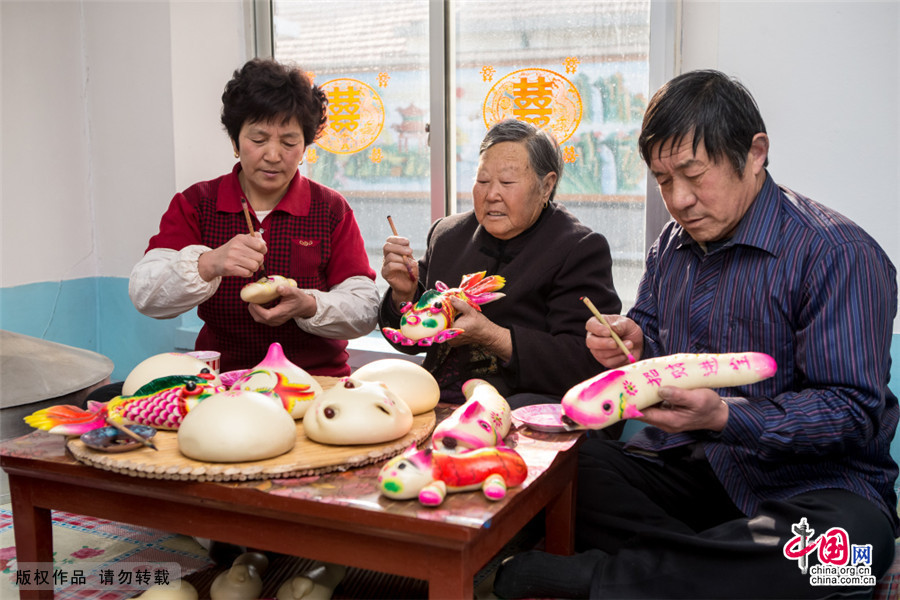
xmin=123 ymin=353 xmax=221 ymax=396
xmin=177 ymin=390 xmax=296 ymax=462
xmin=352 ymin=359 xmax=439 ymax=414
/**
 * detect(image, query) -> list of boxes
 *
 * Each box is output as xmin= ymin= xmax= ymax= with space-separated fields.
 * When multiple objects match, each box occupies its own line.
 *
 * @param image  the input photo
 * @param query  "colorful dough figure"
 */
xmin=562 ymin=352 xmax=777 ymax=430
xmin=431 ymin=378 xmax=511 ymax=452
xmin=25 ymin=344 xmax=327 ymax=439
xmin=122 ymin=352 xmax=223 ymax=395
xmin=381 ymin=271 xmax=506 ymax=346
xmin=378 ymin=443 xmax=528 ymax=506
xmin=229 ymin=342 xmax=323 ymax=419
xmin=24 ymin=373 xmax=222 ymax=435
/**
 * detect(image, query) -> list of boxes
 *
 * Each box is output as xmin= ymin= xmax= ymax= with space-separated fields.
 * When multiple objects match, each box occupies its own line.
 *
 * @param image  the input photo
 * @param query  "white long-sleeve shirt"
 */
xmin=129 ymin=245 xmax=379 ymax=339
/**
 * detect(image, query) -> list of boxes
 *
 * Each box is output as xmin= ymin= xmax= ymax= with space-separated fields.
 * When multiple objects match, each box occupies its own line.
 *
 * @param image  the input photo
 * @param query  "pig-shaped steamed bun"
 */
xmin=303 ymin=377 xmax=412 ymax=445
xmin=352 ymin=359 xmax=439 ymax=415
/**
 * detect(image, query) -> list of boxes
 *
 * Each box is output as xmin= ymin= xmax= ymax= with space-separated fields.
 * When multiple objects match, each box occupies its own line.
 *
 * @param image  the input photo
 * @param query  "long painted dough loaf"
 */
xmin=561 ymin=352 xmax=777 ymax=430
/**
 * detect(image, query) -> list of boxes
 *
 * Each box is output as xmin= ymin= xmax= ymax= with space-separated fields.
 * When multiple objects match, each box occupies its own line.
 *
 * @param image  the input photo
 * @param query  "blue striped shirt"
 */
xmin=626 ymin=173 xmax=899 ymax=533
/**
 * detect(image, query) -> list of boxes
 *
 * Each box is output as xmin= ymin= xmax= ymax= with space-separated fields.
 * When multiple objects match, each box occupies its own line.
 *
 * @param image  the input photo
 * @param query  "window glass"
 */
xmin=454 ymin=0 xmax=650 ymax=308
xmin=274 ymin=0 xmax=431 ymax=295
xmin=273 ymin=0 xmax=650 ymax=309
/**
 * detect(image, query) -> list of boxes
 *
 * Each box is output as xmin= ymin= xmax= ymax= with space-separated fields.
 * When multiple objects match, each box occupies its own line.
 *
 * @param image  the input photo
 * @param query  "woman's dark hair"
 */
xmin=221 ymin=58 xmax=328 ymax=149
xmin=480 ymin=119 xmax=564 ymax=202
xmin=638 ymin=70 xmax=768 ymax=174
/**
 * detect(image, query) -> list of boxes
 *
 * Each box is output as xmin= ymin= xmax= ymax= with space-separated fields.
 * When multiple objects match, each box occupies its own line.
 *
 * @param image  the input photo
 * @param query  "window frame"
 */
xmin=255 ymin=0 xmax=677 ymax=256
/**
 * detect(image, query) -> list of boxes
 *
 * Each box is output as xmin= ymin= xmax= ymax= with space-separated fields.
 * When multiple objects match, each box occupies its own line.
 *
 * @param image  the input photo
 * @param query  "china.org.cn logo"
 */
xmin=783 ymin=517 xmax=876 ymax=587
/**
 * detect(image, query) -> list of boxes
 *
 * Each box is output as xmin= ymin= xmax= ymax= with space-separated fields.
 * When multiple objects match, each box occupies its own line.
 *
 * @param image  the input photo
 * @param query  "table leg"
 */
xmin=427 ymin=556 xmax=473 ymax=600
xmin=543 ymin=454 xmax=577 ymax=555
xmin=9 ymin=474 xmax=55 ymax=599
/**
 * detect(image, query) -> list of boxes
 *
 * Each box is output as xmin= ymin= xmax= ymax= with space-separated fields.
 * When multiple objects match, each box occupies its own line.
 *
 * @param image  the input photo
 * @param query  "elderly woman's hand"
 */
xmin=381 ymin=235 xmax=418 ymax=309
xmin=198 ymin=233 xmax=267 ymax=281
xmin=248 ymin=285 xmax=317 ymax=327
xmin=446 ymin=297 xmax=513 ymax=362
xmin=585 ymin=314 xmax=644 ymax=367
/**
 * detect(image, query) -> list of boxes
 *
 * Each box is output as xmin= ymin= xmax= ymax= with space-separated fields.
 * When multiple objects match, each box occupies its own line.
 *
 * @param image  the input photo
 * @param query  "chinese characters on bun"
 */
xmin=562 ymin=352 xmax=777 ymax=430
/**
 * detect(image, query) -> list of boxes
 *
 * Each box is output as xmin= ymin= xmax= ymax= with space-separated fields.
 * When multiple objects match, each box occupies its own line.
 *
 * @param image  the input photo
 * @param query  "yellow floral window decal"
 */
xmin=317 ymin=78 xmax=385 ymax=154
xmin=483 ymin=67 xmax=582 ymax=144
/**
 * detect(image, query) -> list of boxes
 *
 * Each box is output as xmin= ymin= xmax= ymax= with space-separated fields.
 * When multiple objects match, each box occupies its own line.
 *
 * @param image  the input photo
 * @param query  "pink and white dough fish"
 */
xmin=561 ymin=352 xmax=777 ymax=430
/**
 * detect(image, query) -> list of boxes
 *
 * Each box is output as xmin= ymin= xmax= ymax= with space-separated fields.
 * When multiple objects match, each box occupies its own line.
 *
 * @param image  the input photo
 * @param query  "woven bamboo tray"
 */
xmin=65 ymin=376 xmax=437 ymax=482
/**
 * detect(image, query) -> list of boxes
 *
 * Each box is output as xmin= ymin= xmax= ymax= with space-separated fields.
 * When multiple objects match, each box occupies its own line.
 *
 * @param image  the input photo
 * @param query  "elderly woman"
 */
xmin=380 ymin=119 xmax=622 ymax=411
xmin=130 ymin=58 xmax=378 ymax=376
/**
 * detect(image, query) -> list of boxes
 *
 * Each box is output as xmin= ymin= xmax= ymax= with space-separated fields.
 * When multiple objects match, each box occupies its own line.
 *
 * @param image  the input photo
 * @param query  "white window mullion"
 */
xmin=644 ymin=0 xmax=681 ymax=254
xmin=429 ymin=0 xmax=451 ymax=221
xmin=252 ymin=0 xmax=273 ymax=59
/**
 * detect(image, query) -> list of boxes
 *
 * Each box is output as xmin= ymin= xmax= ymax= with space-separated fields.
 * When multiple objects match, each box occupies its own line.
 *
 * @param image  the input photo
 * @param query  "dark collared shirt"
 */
xmin=627 ymin=173 xmax=899 ymax=533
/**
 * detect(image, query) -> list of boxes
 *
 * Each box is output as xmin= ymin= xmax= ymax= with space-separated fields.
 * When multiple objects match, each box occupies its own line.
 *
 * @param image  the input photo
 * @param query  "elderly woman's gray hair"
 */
xmin=479 ymin=119 xmax=564 ymax=203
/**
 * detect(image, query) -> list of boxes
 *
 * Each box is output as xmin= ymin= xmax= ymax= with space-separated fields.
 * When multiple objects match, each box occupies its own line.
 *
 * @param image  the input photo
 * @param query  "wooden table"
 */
xmin=1 ymin=407 xmax=583 ymax=599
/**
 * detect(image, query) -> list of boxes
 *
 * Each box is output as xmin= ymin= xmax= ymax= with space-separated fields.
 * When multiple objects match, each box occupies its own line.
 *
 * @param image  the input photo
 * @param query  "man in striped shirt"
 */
xmin=494 ymin=70 xmax=898 ymax=599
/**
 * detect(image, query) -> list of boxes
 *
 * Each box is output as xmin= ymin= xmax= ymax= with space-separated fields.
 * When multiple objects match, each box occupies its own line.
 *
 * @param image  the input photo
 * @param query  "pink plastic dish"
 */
xmin=512 ymin=403 xmax=583 ymax=433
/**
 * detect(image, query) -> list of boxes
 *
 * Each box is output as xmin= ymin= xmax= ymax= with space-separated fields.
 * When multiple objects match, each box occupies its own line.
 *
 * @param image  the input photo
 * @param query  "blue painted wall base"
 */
xmin=2 ymin=278 xmax=190 ymax=381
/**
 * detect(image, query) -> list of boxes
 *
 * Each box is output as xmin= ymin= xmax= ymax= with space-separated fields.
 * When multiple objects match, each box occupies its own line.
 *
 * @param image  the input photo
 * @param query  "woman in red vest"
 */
xmin=130 ymin=58 xmax=377 ymax=376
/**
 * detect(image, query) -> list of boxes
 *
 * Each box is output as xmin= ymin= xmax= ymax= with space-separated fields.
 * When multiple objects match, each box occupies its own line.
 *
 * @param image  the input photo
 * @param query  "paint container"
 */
xmin=186 ymin=350 xmax=221 ymax=374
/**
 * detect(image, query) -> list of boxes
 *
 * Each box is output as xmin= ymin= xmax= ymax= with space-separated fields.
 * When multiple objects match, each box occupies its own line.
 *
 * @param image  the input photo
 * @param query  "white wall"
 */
xmin=85 ymin=1 xmax=178 ymax=278
xmin=169 ymin=0 xmax=249 ymax=194
xmin=680 ymin=0 xmax=899 ymax=331
xmin=1 ymin=0 xmax=95 ymax=284
xmin=1 ymin=0 xmax=246 ymax=287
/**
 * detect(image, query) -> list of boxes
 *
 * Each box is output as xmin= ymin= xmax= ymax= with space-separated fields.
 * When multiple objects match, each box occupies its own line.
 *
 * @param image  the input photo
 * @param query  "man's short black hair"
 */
xmin=639 ymin=70 xmax=768 ymax=173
